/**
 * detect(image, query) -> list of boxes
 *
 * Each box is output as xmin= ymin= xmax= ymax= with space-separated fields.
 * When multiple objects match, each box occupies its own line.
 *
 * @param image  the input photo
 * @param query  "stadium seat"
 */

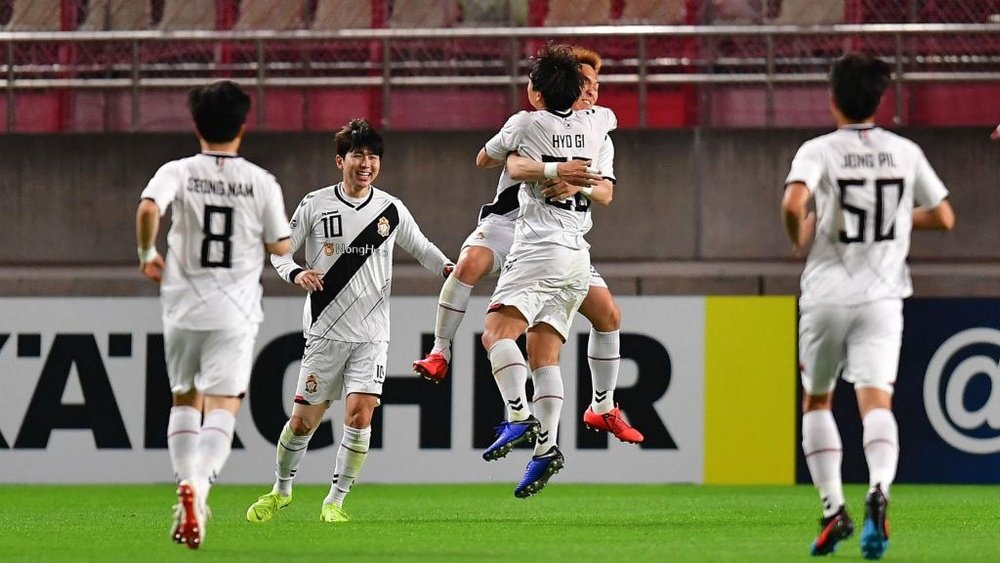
xmin=770 ymin=0 xmax=844 ymax=24
xmin=313 ymin=0 xmax=374 ymax=29
xmin=6 ymin=0 xmax=61 ymax=31
xmin=458 ymin=0 xmax=528 ymax=25
xmin=544 ymin=0 xmax=612 ymax=25
xmin=234 ymin=0 xmax=307 ymax=30
xmin=619 ymin=0 xmax=685 ymax=24
xmin=158 ymin=0 xmax=216 ymax=30
xmin=79 ymin=0 xmax=151 ymax=30
xmin=389 ymin=0 xmax=460 ymax=28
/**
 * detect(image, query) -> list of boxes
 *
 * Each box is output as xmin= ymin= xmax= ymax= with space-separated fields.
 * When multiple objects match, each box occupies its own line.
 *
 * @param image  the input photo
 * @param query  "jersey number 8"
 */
xmin=201 ymin=205 xmax=233 ymax=268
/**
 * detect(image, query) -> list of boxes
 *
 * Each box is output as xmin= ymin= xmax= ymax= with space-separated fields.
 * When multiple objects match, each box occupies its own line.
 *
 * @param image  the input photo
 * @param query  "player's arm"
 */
xmin=478 ymin=111 xmax=528 ymax=169
xmin=913 ymin=199 xmax=955 ymax=230
xmin=536 ymin=134 xmax=617 ymax=205
xmin=781 ymin=182 xmax=816 ymax=258
xmin=476 ymin=147 xmax=505 ymax=169
xmin=271 ymin=196 xmax=323 ymax=292
xmin=135 ymin=197 xmax=165 ymax=283
xmin=263 ymin=177 xmax=293 ymax=256
xmin=394 ymin=202 xmax=454 ymax=278
xmin=505 ymin=153 xmax=602 ymax=188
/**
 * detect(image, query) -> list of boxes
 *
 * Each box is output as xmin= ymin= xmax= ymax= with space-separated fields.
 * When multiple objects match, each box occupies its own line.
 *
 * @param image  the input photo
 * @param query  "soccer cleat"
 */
xmin=482 ymin=416 xmax=541 ymax=461
xmin=173 ymin=481 xmax=205 ymax=550
xmin=413 ymin=353 xmax=449 ymax=383
xmin=583 ymin=405 xmax=645 ymax=444
xmin=861 ymin=485 xmax=890 ymax=560
xmin=810 ymin=505 xmax=854 ymax=556
xmin=246 ymin=491 xmax=292 ymax=523
xmin=514 ymin=446 xmax=565 ymax=498
xmin=320 ymin=503 xmax=351 ymax=523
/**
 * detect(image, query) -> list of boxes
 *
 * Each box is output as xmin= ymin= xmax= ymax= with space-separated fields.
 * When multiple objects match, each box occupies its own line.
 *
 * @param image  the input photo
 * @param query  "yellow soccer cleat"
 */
xmin=246 ymin=491 xmax=292 ymax=523
xmin=319 ymin=503 xmax=350 ymax=523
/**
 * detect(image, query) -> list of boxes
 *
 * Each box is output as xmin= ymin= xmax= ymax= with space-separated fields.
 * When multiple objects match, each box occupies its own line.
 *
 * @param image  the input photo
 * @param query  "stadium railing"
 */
xmin=1 ymin=23 xmax=999 ymax=131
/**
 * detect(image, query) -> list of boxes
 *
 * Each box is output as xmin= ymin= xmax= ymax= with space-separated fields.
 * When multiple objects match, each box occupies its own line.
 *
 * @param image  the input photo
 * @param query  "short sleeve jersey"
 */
xmin=484 ymin=106 xmax=618 ymax=249
xmin=272 ymin=184 xmax=450 ymax=343
xmin=785 ymin=125 xmax=949 ymax=307
xmin=141 ymin=152 xmax=290 ymax=329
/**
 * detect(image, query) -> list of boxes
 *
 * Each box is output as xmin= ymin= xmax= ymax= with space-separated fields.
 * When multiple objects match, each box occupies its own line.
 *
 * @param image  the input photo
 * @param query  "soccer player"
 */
xmin=136 ymin=80 xmax=292 ymax=550
xmin=245 ymin=119 xmax=453 ymax=524
xmin=782 ymin=54 xmax=956 ymax=559
xmin=473 ymin=44 xmax=616 ymax=498
xmin=412 ymin=45 xmax=643 ymax=445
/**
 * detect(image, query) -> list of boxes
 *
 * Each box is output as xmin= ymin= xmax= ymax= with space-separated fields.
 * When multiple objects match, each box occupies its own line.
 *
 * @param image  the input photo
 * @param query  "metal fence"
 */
xmin=2 ymin=23 xmax=999 ymax=130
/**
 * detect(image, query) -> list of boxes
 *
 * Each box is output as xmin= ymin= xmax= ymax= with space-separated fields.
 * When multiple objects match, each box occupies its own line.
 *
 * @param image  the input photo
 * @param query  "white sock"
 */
xmin=531 ymin=365 xmax=564 ymax=456
xmin=588 ymin=329 xmax=620 ymax=413
xmin=274 ymin=421 xmax=312 ymax=496
xmin=802 ymin=410 xmax=845 ymax=518
xmin=167 ymin=406 xmax=201 ymax=484
xmin=324 ymin=425 xmax=371 ymax=507
xmin=195 ymin=409 xmax=236 ymax=507
xmin=863 ymin=408 xmax=899 ymax=498
xmin=488 ymin=339 xmax=530 ymax=422
xmin=431 ymin=276 xmax=473 ymax=362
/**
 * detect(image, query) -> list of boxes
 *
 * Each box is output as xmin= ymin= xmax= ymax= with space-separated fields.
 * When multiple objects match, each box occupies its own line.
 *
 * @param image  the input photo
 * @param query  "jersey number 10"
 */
xmin=837 ymin=178 xmax=904 ymax=244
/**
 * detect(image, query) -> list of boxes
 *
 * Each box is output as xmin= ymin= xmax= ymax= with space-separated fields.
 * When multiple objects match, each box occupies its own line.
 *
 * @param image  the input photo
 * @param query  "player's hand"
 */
xmin=541 ymin=180 xmax=582 ymax=202
xmin=991 ymin=124 xmax=1000 ymax=140
xmin=295 ymin=269 xmax=324 ymax=292
xmin=139 ymin=254 xmax=165 ymax=283
xmin=555 ymin=160 xmax=602 ymax=187
xmin=793 ymin=212 xmax=816 ymax=258
xmin=442 ymin=263 xmax=455 ymax=278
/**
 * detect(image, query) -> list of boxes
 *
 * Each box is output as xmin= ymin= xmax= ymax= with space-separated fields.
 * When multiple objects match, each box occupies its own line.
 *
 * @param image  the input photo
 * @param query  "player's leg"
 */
xmin=413 ymin=245 xmax=492 ymax=381
xmin=577 ymin=279 xmax=644 ymax=444
xmin=846 ymin=299 xmax=902 ymax=560
xmin=799 ymin=306 xmax=854 ymax=556
xmin=163 ymin=325 xmax=204 ymax=546
xmin=247 ymin=337 xmax=345 ymax=522
xmin=191 ymin=325 xmax=258 ymax=514
xmin=321 ymin=340 xmax=387 ymax=522
xmin=321 ymin=391 xmax=380 ymax=523
xmin=480 ymin=305 xmax=538 ymax=460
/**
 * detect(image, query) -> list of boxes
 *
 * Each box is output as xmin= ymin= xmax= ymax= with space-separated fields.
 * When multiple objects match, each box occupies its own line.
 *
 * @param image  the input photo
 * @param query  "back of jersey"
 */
xmin=142 ymin=153 xmax=290 ymax=329
xmin=516 ymin=107 xmax=616 ymax=249
xmin=786 ymin=125 xmax=949 ymax=306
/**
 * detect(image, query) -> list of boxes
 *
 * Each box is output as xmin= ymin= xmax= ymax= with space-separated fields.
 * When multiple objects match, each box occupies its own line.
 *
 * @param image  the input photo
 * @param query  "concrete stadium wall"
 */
xmin=0 ymin=128 xmax=997 ymax=296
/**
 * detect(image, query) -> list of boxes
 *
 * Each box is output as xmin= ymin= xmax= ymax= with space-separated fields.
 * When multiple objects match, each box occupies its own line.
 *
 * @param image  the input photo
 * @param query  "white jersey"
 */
xmin=141 ymin=152 xmax=290 ymax=330
xmin=786 ymin=124 xmax=949 ymax=307
xmin=272 ymin=183 xmax=450 ymax=342
xmin=484 ymin=106 xmax=617 ymax=249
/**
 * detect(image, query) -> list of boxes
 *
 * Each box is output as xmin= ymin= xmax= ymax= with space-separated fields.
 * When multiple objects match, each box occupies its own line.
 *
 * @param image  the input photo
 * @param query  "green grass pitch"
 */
xmin=1 ymin=484 xmax=998 ymax=562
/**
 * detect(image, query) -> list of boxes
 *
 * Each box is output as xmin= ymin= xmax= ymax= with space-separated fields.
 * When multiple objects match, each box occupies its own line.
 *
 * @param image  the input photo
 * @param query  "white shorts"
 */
xmin=588 ymin=265 xmax=608 ymax=289
xmin=295 ymin=335 xmax=388 ymax=405
xmin=461 ymin=216 xmax=515 ymax=276
xmin=489 ymin=244 xmax=591 ymax=340
xmin=164 ymin=323 xmax=259 ymax=397
xmin=798 ymin=298 xmax=903 ymax=395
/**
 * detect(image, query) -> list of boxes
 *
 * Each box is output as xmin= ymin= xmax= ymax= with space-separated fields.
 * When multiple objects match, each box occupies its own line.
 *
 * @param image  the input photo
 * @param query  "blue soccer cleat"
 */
xmin=810 ymin=505 xmax=854 ymax=556
xmin=482 ymin=416 xmax=540 ymax=461
xmin=514 ymin=446 xmax=565 ymax=498
xmin=861 ymin=485 xmax=890 ymax=560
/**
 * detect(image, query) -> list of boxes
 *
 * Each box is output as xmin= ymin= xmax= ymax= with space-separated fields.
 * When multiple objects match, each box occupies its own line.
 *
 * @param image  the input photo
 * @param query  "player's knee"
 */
xmin=598 ymin=302 xmax=621 ymax=331
xmin=288 ymin=416 xmax=315 ymax=436
xmin=802 ymin=393 xmax=833 ymax=412
xmin=454 ymin=253 xmax=490 ymax=285
xmin=481 ymin=330 xmax=498 ymax=352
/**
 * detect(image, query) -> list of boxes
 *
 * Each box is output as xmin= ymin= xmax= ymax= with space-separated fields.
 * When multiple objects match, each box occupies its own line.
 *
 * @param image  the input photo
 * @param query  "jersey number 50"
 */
xmin=201 ymin=205 xmax=233 ymax=268
xmin=837 ymin=178 xmax=904 ymax=244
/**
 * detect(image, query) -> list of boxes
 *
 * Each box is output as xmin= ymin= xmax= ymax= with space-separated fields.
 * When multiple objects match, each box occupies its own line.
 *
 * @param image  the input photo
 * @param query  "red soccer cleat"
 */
xmin=174 ymin=480 xmax=204 ymax=550
xmin=583 ymin=405 xmax=645 ymax=444
xmin=413 ymin=352 xmax=449 ymax=383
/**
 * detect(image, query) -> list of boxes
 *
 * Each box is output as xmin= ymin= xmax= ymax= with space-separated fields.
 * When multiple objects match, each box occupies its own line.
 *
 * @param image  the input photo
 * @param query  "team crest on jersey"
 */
xmin=304 ymin=374 xmax=319 ymax=394
xmin=475 ymin=231 xmax=485 ymax=239
xmin=324 ymin=242 xmax=335 ymax=256
xmin=377 ymin=216 xmax=391 ymax=237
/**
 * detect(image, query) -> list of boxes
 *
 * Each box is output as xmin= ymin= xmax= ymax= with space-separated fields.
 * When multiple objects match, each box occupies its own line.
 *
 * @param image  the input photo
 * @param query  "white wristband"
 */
xmin=137 ymin=246 xmax=158 ymax=262
xmin=580 ymin=185 xmax=594 ymax=197
xmin=543 ymin=162 xmax=558 ymax=179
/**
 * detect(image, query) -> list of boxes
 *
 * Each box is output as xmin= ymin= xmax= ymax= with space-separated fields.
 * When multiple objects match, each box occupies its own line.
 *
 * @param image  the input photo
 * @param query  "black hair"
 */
xmin=830 ymin=54 xmax=891 ymax=122
xmin=187 ymin=80 xmax=250 ymax=143
xmin=335 ymin=118 xmax=384 ymax=158
xmin=528 ymin=43 xmax=584 ymax=112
